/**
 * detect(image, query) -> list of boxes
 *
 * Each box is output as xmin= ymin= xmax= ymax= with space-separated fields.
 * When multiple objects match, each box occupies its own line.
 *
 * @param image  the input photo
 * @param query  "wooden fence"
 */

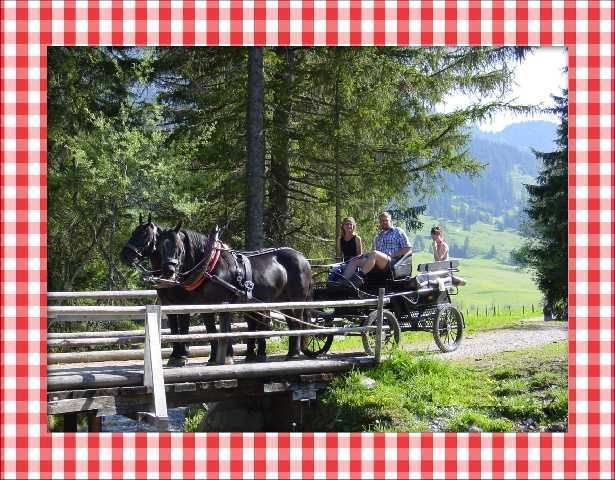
xmin=48 ymin=289 xmax=388 ymax=428
xmin=458 ymin=304 xmax=539 ymax=317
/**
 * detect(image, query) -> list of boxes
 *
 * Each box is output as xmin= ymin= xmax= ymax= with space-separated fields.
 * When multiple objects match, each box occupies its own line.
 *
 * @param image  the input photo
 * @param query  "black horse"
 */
xmin=120 ymin=214 xmax=218 ymax=367
xmin=156 ymin=223 xmax=312 ymax=363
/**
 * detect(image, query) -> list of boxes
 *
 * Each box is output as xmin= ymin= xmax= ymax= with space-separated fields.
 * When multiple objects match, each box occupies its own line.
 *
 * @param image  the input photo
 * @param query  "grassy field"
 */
xmin=416 ymin=216 xmax=526 ymax=263
xmin=412 ymin=250 xmax=542 ymax=308
xmin=412 ymin=216 xmax=543 ymax=308
xmin=321 ymin=341 xmax=567 ymax=432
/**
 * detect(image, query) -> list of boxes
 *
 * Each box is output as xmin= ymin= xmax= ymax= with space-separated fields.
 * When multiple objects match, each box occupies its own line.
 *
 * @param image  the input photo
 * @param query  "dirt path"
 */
xmin=404 ymin=317 xmax=568 ymax=360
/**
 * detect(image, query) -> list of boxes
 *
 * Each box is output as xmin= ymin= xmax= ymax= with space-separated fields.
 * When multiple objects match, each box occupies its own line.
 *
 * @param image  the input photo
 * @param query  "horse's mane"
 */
xmin=183 ymin=228 xmax=209 ymax=254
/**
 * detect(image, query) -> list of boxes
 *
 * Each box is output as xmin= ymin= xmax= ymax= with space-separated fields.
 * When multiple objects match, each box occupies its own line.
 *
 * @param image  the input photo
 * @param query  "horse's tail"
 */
xmin=307 ymin=278 xmax=315 ymax=301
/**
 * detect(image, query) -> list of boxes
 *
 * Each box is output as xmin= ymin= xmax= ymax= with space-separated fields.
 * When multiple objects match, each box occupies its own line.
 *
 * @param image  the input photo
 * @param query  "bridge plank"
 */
xmin=48 ymin=396 xmax=117 ymax=416
xmin=47 ymin=355 xmax=373 ymax=391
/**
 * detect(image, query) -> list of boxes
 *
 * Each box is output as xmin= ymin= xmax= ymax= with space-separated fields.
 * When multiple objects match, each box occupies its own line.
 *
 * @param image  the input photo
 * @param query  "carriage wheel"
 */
xmin=300 ymin=310 xmax=334 ymax=358
xmin=361 ymin=309 xmax=401 ymax=357
xmin=432 ymin=304 xmax=464 ymax=352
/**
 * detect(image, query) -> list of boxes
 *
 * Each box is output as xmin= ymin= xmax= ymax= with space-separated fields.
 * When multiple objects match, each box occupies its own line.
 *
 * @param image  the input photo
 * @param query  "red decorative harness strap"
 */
xmin=183 ymin=241 xmax=223 ymax=292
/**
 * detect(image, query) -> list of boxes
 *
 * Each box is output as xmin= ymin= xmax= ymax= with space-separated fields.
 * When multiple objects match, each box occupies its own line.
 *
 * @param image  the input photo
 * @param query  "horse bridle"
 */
xmin=127 ymin=225 xmax=160 ymax=274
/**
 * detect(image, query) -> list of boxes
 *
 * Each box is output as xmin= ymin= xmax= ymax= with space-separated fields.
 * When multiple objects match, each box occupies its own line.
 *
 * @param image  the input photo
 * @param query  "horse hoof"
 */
xmin=245 ymin=354 xmax=258 ymax=363
xmin=256 ymin=354 xmax=267 ymax=362
xmin=167 ymin=356 xmax=187 ymax=368
xmin=224 ymin=357 xmax=235 ymax=365
xmin=285 ymin=354 xmax=300 ymax=361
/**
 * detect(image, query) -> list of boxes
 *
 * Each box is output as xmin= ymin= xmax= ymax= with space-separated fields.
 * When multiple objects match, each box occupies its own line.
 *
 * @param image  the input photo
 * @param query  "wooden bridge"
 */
xmin=47 ymin=290 xmax=388 ymax=432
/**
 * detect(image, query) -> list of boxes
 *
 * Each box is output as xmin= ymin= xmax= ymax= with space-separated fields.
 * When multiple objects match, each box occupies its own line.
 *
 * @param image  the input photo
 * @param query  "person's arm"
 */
xmin=393 ymin=246 xmax=412 ymax=258
xmin=355 ymin=236 xmax=363 ymax=256
xmin=441 ymin=241 xmax=449 ymax=260
xmin=434 ymin=242 xmax=449 ymax=261
xmin=392 ymin=229 xmax=411 ymax=258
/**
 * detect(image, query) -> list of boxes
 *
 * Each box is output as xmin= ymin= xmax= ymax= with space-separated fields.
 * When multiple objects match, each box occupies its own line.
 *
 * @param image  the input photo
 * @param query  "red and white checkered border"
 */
xmin=1 ymin=1 xmax=613 ymax=479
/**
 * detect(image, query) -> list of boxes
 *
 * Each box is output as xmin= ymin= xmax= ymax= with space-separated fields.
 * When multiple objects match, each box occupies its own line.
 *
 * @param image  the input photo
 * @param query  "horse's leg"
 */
xmin=215 ymin=312 xmax=234 ymax=365
xmin=203 ymin=313 xmax=218 ymax=365
xmin=177 ymin=313 xmax=190 ymax=358
xmin=245 ymin=314 xmax=257 ymax=362
xmin=166 ymin=314 xmax=187 ymax=367
xmin=256 ymin=314 xmax=268 ymax=362
xmin=285 ymin=310 xmax=302 ymax=359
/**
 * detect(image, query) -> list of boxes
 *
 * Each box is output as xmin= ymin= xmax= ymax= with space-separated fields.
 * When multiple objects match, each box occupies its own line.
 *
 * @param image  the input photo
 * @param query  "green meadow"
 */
xmin=413 ymin=251 xmax=542 ymax=308
xmin=411 ymin=218 xmax=543 ymax=308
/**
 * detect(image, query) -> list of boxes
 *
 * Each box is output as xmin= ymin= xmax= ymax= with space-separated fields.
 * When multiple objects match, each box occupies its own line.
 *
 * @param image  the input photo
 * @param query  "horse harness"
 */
xmin=178 ymin=226 xmax=280 ymax=302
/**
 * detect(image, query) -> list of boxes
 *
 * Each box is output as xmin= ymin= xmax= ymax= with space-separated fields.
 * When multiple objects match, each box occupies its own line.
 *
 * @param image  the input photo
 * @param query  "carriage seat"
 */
xmin=415 ymin=269 xmax=451 ymax=288
xmin=417 ymin=259 xmax=459 ymax=272
xmin=391 ymin=250 xmax=413 ymax=279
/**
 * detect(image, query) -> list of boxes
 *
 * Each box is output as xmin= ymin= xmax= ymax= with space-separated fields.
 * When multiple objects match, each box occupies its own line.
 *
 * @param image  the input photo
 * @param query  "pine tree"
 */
xmin=463 ymin=236 xmax=471 ymax=257
xmin=513 ymin=91 xmax=568 ymax=319
xmin=246 ymin=47 xmax=265 ymax=249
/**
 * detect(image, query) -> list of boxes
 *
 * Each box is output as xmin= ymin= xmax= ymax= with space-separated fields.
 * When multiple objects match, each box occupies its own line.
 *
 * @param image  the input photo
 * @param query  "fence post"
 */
xmin=374 ymin=288 xmax=385 ymax=364
xmin=143 ymin=304 xmax=168 ymax=429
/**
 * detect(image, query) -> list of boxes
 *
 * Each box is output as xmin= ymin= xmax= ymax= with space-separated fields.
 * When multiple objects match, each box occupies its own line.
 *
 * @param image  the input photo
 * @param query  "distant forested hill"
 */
xmin=426 ymin=121 xmax=557 ymax=232
xmin=474 ymin=120 xmax=557 ymax=153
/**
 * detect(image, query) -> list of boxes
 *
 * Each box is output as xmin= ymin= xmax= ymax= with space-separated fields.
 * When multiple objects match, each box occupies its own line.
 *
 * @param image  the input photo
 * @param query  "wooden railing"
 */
xmin=47 ymin=288 xmax=388 ymax=429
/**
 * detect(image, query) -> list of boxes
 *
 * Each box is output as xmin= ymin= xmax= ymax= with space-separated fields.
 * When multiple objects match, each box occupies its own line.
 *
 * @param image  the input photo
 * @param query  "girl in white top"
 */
xmin=431 ymin=225 xmax=449 ymax=261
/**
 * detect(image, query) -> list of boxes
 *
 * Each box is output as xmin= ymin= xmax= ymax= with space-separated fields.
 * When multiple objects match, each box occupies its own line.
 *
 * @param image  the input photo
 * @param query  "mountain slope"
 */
xmin=474 ymin=120 xmax=558 ymax=153
xmin=427 ymin=134 xmax=537 ymax=231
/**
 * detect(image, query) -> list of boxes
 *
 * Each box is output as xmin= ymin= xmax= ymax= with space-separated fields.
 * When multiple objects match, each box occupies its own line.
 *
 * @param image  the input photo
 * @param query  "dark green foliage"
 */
xmin=512 ymin=92 xmax=568 ymax=319
xmin=48 ymin=46 xmax=530 ymax=292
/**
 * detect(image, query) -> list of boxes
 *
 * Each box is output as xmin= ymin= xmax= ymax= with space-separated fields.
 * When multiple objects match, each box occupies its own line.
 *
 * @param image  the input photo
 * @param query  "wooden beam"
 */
xmin=48 ymin=290 xmax=157 ymax=300
xmin=160 ymin=325 xmax=385 ymax=342
xmin=48 ymin=336 xmax=145 ymax=347
xmin=161 ymin=298 xmax=388 ymax=314
xmin=48 ymin=325 xmax=304 ymax=348
xmin=47 ymin=377 xmax=340 ymax=417
xmin=48 ymin=314 xmax=148 ymax=322
xmin=47 ymin=396 xmax=117 ymax=416
xmin=143 ymin=305 xmax=168 ymax=425
xmin=47 ymin=345 xmax=246 ymax=365
xmin=48 ymin=325 xmax=226 ymax=339
xmin=48 ymin=305 xmax=146 ymax=316
xmin=47 ymin=355 xmax=374 ymax=391
xmin=47 ymin=298 xmax=388 ymax=317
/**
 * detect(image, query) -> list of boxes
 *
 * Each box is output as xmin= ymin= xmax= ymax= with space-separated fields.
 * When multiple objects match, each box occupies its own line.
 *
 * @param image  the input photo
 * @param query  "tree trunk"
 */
xmin=267 ymin=48 xmax=294 ymax=246
xmin=333 ymin=51 xmax=342 ymax=261
xmin=246 ymin=47 xmax=265 ymax=250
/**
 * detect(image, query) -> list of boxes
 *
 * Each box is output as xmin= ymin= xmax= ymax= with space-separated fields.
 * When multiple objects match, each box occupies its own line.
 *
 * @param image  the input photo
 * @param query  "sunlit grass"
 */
xmin=322 ymin=341 xmax=567 ymax=432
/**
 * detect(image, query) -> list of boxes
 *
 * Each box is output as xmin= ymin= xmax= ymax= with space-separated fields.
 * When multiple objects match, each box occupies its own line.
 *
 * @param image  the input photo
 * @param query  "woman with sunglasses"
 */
xmin=339 ymin=217 xmax=363 ymax=262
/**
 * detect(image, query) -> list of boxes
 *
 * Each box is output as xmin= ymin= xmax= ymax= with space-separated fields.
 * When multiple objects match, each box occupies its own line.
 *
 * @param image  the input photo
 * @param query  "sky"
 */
xmin=442 ymin=47 xmax=568 ymax=133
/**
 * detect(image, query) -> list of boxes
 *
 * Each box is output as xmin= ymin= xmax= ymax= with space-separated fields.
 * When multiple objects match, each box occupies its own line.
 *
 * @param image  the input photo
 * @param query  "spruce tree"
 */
xmin=513 ymin=91 xmax=568 ymax=319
